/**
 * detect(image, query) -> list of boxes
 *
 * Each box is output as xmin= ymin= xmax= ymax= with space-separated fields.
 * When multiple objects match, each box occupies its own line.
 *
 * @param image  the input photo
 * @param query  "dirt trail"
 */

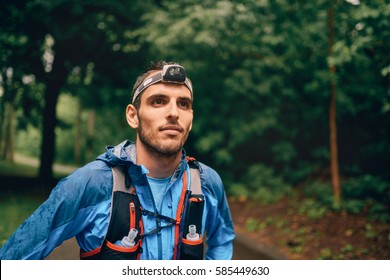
xmin=14 ymin=153 xmax=79 ymax=175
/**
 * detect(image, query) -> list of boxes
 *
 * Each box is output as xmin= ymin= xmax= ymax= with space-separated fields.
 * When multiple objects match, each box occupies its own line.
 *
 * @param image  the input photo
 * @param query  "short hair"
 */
xmin=131 ymin=60 xmax=178 ymax=109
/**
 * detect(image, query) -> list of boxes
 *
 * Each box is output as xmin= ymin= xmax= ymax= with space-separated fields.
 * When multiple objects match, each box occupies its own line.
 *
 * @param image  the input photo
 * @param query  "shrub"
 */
xmin=233 ymin=164 xmax=292 ymax=204
xmin=298 ymin=198 xmax=328 ymax=220
xmin=342 ymin=175 xmax=390 ymax=203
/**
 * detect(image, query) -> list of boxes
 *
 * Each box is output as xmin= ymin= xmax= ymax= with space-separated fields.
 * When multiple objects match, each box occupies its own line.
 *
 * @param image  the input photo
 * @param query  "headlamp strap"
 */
xmin=132 ymin=64 xmax=193 ymax=103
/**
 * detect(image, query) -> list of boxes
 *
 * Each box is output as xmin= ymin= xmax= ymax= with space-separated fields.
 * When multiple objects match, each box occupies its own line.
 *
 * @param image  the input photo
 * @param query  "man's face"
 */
xmin=132 ymin=79 xmax=193 ymax=157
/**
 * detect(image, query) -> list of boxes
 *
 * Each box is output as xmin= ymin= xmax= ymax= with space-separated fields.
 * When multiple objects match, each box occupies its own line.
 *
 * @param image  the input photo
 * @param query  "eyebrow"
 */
xmin=146 ymin=94 xmax=193 ymax=104
xmin=177 ymin=96 xmax=193 ymax=104
xmin=146 ymin=94 xmax=167 ymax=101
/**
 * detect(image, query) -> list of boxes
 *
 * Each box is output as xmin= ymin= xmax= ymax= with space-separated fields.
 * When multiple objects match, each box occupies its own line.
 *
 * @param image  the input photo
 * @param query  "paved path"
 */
xmin=45 ymin=238 xmax=79 ymax=260
xmin=14 ymin=153 xmax=79 ymax=175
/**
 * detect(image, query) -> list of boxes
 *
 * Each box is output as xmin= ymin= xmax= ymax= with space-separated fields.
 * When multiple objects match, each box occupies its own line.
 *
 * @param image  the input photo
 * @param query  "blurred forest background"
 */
xmin=0 ymin=0 xmax=389 ymax=259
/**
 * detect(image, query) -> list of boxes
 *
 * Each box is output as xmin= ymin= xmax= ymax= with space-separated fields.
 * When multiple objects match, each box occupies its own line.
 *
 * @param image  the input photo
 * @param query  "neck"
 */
xmin=135 ymin=142 xmax=182 ymax=179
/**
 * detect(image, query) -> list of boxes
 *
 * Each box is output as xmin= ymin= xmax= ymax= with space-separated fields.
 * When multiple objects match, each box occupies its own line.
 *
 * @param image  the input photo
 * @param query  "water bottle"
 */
xmin=186 ymin=224 xmax=200 ymax=241
xmin=121 ymin=228 xmax=138 ymax=247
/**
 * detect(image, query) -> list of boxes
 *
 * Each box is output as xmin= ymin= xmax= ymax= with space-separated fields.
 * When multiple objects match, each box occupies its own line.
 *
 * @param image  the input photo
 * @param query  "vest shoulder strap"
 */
xmin=112 ymin=165 xmax=133 ymax=193
xmin=186 ymin=156 xmax=202 ymax=195
xmin=109 ymin=159 xmax=204 ymax=260
xmin=112 ymin=161 xmax=202 ymax=194
xmin=189 ymin=167 xmax=201 ymax=195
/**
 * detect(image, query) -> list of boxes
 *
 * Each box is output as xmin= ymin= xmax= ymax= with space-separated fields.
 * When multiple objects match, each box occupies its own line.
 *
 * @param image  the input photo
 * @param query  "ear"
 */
xmin=126 ymin=104 xmax=139 ymax=129
xmin=189 ymin=109 xmax=193 ymax=132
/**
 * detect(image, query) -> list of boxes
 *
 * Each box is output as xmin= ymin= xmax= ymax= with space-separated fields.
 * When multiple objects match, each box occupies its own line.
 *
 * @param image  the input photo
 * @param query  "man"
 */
xmin=0 ymin=61 xmax=235 ymax=260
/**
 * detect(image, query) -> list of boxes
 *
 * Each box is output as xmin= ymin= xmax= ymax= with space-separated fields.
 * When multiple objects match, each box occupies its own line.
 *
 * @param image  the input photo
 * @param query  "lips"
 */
xmin=160 ymin=125 xmax=183 ymax=133
xmin=160 ymin=125 xmax=183 ymax=135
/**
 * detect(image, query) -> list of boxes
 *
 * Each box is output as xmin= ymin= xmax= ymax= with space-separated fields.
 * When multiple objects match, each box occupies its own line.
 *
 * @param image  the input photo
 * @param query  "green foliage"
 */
xmin=244 ymin=217 xmax=259 ymax=233
xmin=303 ymin=181 xmax=334 ymax=204
xmin=364 ymin=223 xmax=379 ymax=239
xmin=299 ymin=198 xmax=329 ymax=220
xmin=0 ymin=192 xmax=44 ymax=247
xmin=344 ymin=199 xmax=366 ymax=214
xmin=343 ymin=175 xmax=390 ymax=222
xmin=317 ymin=244 xmax=358 ymax=260
xmin=334 ymin=244 xmax=356 ymax=260
xmin=230 ymin=164 xmax=292 ymax=204
xmin=343 ymin=175 xmax=390 ymax=202
xmin=244 ymin=216 xmax=275 ymax=233
xmin=15 ymin=124 xmax=41 ymax=158
xmin=317 ymin=248 xmax=333 ymax=260
xmin=0 ymin=160 xmax=37 ymax=177
xmin=136 ymin=0 xmax=390 ymax=196
xmin=302 ymin=178 xmax=390 ymax=222
xmin=368 ymin=203 xmax=390 ymax=223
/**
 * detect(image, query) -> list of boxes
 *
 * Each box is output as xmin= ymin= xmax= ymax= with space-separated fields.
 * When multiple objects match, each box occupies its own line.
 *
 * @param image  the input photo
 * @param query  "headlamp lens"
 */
xmin=132 ymin=64 xmax=192 ymax=103
xmin=162 ymin=65 xmax=186 ymax=83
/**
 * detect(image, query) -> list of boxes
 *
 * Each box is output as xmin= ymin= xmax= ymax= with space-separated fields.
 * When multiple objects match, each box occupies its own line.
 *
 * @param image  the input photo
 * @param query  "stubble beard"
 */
xmin=137 ymin=118 xmax=186 ymax=159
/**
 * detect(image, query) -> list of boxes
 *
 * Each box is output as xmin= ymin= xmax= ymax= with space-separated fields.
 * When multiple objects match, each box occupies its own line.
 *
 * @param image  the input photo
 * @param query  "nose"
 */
xmin=166 ymin=99 xmax=179 ymax=120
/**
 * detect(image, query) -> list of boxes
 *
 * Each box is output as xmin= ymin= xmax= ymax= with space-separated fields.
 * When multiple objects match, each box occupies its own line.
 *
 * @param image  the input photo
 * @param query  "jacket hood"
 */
xmin=97 ymin=140 xmax=189 ymax=186
xmin=97 ymin=139 xmax=188 ymax=170
xmin=97 ymin=140 xmax=137 ymax=166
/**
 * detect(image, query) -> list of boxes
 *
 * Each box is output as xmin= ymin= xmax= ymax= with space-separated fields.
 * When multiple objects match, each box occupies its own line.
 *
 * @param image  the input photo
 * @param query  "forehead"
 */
xmin=139 ymin=70 xmax=192 ymax=100
xmin=141 ymin=82 xmax=192 ymax=100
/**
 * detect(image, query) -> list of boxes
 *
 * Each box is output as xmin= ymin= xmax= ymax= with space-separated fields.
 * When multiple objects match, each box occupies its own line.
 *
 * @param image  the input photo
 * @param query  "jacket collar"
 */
xmin=98 ymin=140 xmax=188 ymax=185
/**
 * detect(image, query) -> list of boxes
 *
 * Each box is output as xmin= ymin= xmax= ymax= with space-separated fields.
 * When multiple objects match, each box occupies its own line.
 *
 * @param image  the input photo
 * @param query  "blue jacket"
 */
xmin=0 ymin=141 xmax=235 ymax=260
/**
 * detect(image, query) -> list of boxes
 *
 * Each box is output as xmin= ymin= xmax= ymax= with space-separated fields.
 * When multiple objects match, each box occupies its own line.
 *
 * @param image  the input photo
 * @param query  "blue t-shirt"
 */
xmin=147 ymin=176 xmax=172 ymax=211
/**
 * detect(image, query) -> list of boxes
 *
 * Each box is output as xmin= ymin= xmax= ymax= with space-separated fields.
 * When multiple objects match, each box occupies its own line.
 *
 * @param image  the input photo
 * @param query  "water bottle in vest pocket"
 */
xmin=179 ymin=194 xmax=204 ymax=260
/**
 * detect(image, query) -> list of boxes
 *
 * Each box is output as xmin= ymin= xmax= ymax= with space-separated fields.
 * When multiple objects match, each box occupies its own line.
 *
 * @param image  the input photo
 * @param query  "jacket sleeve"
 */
xmin=0 ymin=161 xmax=112 ymax=260
xmin=200 ymin=164 xmax=235 ymax=260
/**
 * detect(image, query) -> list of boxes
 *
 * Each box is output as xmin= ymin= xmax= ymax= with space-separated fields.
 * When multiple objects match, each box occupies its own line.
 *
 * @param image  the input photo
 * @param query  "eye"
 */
xmin=151 ymin=97 xmax=166 ymax=106
xmin=178 ymin=100 xmax=192 ymax=110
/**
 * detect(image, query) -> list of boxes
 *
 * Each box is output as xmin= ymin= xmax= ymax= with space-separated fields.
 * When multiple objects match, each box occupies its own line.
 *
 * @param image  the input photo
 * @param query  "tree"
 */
xmin=1 ymin=0 xmax=153 ymax=187
xmin=138 ymin=0 xmax=390 ymax=199
xmin=0 ymin=0 xmax=39 ymax=162
xmin=328 ymin=0 xmax=341 ymax=205
xmin=2 ymin=0 xmax=388 ymax=205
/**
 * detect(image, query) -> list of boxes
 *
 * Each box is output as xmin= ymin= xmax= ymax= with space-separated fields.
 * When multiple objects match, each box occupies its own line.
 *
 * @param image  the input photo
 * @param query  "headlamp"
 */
xmin=132 ymin=64 xmax=193 ymax=103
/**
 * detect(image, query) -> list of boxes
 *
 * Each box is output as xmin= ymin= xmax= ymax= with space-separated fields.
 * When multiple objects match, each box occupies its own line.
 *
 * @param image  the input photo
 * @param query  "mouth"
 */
xmin=160 ymin=125 xmax=183 ymax=135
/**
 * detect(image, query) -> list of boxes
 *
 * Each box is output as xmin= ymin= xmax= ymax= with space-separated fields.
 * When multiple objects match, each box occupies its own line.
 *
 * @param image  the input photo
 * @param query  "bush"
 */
xmin=302 ymin=180 xmax=333 ymax=204
xmin=342 ymin=175 xmax=390 ymax=204
xmin=299 ymin=198 xmax=328 ymax=220
xmin=15 ymin=124 xmax=41 ymax=158
xmin=343 ymin=175 xmax=390 ymax=222
xmin=368 ymin=203 xmax=390 ymax=223
xmin=301 ymin=176 xmax=390 ymax=222
xmin=231 ymin=164 xmax=292 ymax=204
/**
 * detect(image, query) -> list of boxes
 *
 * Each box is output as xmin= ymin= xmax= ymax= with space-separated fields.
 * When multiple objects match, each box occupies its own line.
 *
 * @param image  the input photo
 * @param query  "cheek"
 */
xmin=188 ymin=118 xmax=193 ymax=131
xmin=187 ymin=112 xmax=193 ymax=131
xmin=138 ymin=115 xmax=155 ymax=132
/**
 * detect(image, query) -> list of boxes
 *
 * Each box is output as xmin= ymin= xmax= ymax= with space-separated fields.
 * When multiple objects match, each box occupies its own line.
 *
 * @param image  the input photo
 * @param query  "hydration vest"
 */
xmin=80 ymin=157 xmax=205 ymax=260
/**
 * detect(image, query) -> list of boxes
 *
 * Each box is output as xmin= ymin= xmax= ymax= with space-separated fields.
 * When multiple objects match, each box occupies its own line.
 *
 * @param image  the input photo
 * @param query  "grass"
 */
xmin=0 ymin=192 xmax=44 ymax=247
xmin=0 ymin=158 xmax=73 ymax=247
xmin=0 ymin=156 xmax=75 ymax=179
xmin=0 ymin=160 xmax=38 ymax=177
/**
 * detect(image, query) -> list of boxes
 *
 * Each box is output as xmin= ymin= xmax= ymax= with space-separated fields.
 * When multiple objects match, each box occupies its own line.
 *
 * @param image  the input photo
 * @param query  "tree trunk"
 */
xmin=0 ymin=101 xmax=15 ymax=162
xmin=0 ymin=71 xmax=17 ymax=162
xmin=38 ymin=54 xmax=68 ymax=190
xmin=328 ymin=0 xmax=341 ymax=206
xmin=0 ymin=102 xmax=8 ymax=160
xmin=86 ymin=109 xmax=95 ymax=161
xmin=6 ymin=101 xmax=15 ymax=162
xmin=74 ymin=98 xmax=82 ymax=165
